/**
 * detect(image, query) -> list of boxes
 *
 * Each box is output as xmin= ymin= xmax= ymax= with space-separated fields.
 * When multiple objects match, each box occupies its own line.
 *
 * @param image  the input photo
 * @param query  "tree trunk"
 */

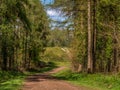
xmin=92 ymin=0 xmax=97 ymax=72
xmin=87 ymin=0 xmax=93 ymax=73
xmin=113 ymin=22 xmax=118 ymax=72
xmin=2 ymin=44 xmax=7 ymax=71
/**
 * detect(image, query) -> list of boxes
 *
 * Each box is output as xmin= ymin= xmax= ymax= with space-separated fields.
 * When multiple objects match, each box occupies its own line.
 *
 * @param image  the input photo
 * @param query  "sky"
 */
xmin=40 ymin=0 xmax=68 ymax=29
xmin=41 ymin=0 xmax=54 ymax=5
xmin=40 ymin=0 xmax=66 ymax=22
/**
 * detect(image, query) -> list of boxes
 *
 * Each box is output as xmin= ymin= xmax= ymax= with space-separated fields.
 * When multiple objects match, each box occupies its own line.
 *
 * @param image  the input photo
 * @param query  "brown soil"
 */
xmin=22 ymin=67 xmax=93 ymax=90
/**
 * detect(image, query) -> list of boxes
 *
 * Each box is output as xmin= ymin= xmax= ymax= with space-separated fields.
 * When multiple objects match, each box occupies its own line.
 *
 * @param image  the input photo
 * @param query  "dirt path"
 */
xmin=22 ymin=67 xmax=92 ymax=90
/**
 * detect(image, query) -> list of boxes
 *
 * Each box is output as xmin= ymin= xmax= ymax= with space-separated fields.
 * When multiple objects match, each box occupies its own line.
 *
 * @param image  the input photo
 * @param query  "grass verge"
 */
xmin=0 ymin=65 xmax=56 ymax=90
xmin=0 ymin=71 xmax=26 ymax=90
xmin=53 ymin=69 xmax=120 ymax=90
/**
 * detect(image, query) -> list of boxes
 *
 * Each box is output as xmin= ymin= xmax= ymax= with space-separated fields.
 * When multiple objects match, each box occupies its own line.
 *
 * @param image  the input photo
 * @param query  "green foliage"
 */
xmin=53 ymin=69 xmax=120 ymax=90
xmin=0 ymin=0 xmax=49 ymax=70
xmin=0 ymin=79 xmax=24 ymax=90
xmin=53 ymin=0 xmax=120 ymax=73
xmin=26 ymin=0 xmax=49 ymax=65
xmin=0 ymin=71 xmax=25 ymax=83
xmin=47 ymin=29 xmax=70 ymax=47
xmin=0 ymin=71 xmax=26 ymax=90
xmin=0 ymin=64 xmax=57 ymax=90
xmin=42 ymin=47 xmax=69 ymax=62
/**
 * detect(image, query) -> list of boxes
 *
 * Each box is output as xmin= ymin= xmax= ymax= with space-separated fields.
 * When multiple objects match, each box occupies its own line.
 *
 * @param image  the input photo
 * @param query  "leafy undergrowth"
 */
xmin=0 ymin=64 xmax=57 ymax=90
xmin=0 ymin=71 xmax=26 ymax=90
xmin=53 ymin=69 xmax=120 ymax=90
xmin=27 ymin=62 xmax=57 ymax=74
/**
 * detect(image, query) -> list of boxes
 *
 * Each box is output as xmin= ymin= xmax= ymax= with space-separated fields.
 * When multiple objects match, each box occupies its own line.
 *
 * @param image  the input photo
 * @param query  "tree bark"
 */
xmin=113 ymin=22 xmax=118 ymax=72
xmin=87 ymin=0 xmax=93 ymax=73
xmin=92 ymin=0 xmax=97 ymax=72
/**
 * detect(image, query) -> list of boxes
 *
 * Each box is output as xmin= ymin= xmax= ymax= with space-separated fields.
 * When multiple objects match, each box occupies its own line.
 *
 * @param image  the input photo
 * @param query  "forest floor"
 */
xmin=22 ymin=66 xmax=92 ymax=90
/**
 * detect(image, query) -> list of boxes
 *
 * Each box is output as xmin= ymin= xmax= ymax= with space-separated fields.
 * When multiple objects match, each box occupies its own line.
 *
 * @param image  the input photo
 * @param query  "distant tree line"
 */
xmin=47 ymin=28 xmax=73 ymax=47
